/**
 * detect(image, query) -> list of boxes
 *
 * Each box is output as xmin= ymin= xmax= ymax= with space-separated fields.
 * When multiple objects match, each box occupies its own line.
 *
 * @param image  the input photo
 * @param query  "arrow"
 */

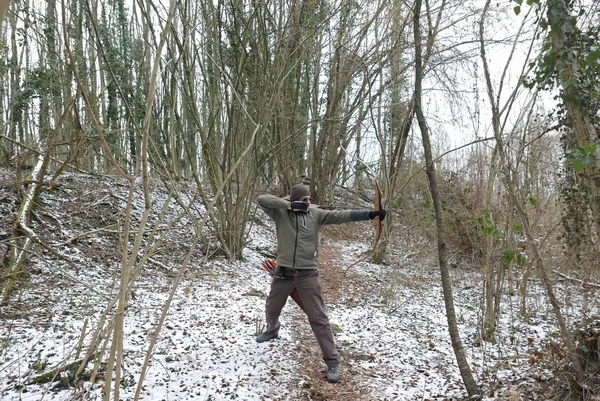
xmin=261 ymin=259 xmax=306 ymax=312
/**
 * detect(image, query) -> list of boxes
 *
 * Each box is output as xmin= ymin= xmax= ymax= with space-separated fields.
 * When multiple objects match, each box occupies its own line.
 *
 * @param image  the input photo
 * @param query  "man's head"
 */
xmin=290 ymin=183 xmax=310 ymax=202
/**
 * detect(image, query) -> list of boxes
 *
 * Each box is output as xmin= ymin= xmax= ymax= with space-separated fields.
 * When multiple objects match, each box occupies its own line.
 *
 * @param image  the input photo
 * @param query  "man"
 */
xmin=256 ymin=183 xmax=386 ymax=383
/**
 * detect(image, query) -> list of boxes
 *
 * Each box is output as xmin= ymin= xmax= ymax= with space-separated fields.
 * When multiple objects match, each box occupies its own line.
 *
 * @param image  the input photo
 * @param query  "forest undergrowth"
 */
xmin=0 ymin=168 xmax=599 ymax=400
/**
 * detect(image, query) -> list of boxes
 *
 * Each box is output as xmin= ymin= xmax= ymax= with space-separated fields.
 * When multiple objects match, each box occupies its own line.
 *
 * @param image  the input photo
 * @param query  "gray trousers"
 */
xmin=264 ymin=269 xmax=339 ymax=367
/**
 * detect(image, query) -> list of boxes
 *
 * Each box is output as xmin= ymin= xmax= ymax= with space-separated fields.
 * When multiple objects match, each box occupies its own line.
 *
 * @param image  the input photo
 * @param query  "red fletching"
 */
xmin=260 ymin=258 xmax=306 ymax=312
xmin=261 ymin=258 xmax=276 ymax=273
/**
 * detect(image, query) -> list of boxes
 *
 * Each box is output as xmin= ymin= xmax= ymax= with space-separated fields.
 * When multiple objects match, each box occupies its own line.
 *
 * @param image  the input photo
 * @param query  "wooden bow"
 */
xmin=344 ymin=183 xmax=383 ymax=273
xmin=372 ymin=182 xmax=383 ymax=250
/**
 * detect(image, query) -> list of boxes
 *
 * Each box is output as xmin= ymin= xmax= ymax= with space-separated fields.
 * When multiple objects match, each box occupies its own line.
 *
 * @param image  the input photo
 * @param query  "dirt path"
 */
xmin=289 ymin=224 xmax=377 ymax=400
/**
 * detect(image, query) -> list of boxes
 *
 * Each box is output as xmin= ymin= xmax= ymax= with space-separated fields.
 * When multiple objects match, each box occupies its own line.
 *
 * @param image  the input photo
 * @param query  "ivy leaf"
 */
xmin=528 ymin=197 xmax=538 ymax=207
xmin=542 ymin=40 xmax=552 ymax=52
xmin=503 ymin=249 xmax=515 ymax=265
xmin=581 ymin=154 xmax=596 ymax=166
xmin=578 ymin=345 xmax=590 ymax=353
xmin=587 ymin=48 xmax=599 ymax=64
xmin=582 ymin=144 xmax=597 ymax=154
xmin=571 ymin=143 xmax=597 ymax=171
xmin=514 ymin=5 xmax=521 ymax=15
xmin=513 ymin=222 xmax=523 ymax=233
xmin=573 ymin=158 xmax=585 ymax=172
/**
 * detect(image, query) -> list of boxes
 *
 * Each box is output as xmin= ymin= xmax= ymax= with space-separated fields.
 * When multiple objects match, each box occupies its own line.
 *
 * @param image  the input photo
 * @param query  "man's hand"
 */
xmin=368 ymin=209 xmax=386 ymax=221
xmin=290 ymin=201 xmax=309 ymax=212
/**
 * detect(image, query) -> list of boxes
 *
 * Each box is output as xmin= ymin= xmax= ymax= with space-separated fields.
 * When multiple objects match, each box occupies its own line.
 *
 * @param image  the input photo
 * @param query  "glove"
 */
xmin=368 ymin=209 xmax=386 ymax=221
xmin=290 ymin=201 xmax=309 ymax=212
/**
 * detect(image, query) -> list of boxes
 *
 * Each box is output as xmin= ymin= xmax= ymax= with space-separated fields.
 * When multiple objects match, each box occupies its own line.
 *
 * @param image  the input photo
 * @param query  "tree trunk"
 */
xmin=547 ymin=0 xmax=600 ymax=235
xmin=7 ymin=1 xmax=19 ymax=160
xmin=413 ymin=0 xmax=481 ymax=397
xmin=477 ymin=6 xmax=503 ymax=342
xmin=1 ymin=155 xmax=45 ymax=302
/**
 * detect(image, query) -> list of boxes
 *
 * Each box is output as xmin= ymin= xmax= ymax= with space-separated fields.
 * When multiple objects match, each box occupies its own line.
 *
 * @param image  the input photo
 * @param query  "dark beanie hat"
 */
xmin=290 ymin=184 xmax=310 ymax=201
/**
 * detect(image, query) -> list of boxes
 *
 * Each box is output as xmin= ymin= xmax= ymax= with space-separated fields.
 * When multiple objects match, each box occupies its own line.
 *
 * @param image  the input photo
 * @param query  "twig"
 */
xmin=0 ymin=332 xmax=49 ymax=375
xmin=108 ymin=191 xmax=129 ymax=203
xmin=63 ymin=224 xmax=120 ymax=244
xmin=8 ymin=237 xmax=110 ymax=300
xmin=553 ymin=270 xmax=600 ymax=289
xmin=75 ymin=319 xmax=88 ymax=360
xmin=29 ymin=355 xmax=96 ymax=384
xmin=0 ymin=134 xmax=94 ymax=176
xmin=146 ymin=257 xmax=172 ymax=271
xmin=0 ymin=269 xmax=29 ymax=280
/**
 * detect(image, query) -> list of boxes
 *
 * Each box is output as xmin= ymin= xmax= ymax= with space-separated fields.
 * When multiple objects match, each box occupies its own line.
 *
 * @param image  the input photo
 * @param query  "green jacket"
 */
xmin=257 ymin=195 xmax=370 ymax=270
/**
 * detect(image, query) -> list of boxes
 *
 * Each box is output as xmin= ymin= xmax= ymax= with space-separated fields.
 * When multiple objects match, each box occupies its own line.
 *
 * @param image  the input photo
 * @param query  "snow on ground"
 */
xmin=0 ymin=215 xmax=302 ymax=400
xmin=1 ymin=175 xmax=598 ymax=400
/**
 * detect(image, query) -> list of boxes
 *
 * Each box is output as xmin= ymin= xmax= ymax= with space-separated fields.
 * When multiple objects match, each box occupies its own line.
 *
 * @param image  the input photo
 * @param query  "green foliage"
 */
xmin=477 ymin=212 xmax=500 ymax=237
xmin=27 ymin=65 xmax=51 ymax=95
xmin=574 ymin=318 xmax=600 ymax=369
xmin=476 ymin=212 xmax=529 ymax=270
xmin=432 ymin=172 xmax=490 ymax=259
xmin=10 ymin=88 xmax=34 ymax=123
xmin=514 ymin=5 xmax=521 ymax=16
xmin=567 ymin=143 xmax=599 ymax=172
xmin=512 ymin=222 xmax=523 ymax=233
xmin=98 ymin=0 xmax=136 ymax=131
xmin=578 ymin=344 xmax=590 ymax=353
xmin=520 ymin=0 xmax=600 ymax=269
xmin=120 ymin=374 xmax=136 ymax=388
xmin=502 ymin=249 xmax=515 ymax=265
xmin=516 ymin=252 xmax=527 ymax=267
xmin=0 ymin=337 xmax=10 ymax=351
xmin=9 ymin=65 xmax=53 ymax=124
xmin=513 ymin=0 xmax=541 ymax=16
xmin=521 ymin=3 xmax=600 ymax=128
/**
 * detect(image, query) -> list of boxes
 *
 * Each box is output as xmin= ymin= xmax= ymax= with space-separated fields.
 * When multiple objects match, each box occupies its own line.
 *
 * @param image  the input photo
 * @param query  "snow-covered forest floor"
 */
xmin=1 ymin=170 xmax=599 ymax=400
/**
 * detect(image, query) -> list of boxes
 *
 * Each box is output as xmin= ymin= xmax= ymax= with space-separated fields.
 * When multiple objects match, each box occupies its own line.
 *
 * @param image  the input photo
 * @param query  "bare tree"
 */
xmin=413 ymin=0 xmax=481 ymax=397
xmin=480 ymin=0 xmax=584 ymax=383
xmin=310 ymin=0 xmax=388 ymax=204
